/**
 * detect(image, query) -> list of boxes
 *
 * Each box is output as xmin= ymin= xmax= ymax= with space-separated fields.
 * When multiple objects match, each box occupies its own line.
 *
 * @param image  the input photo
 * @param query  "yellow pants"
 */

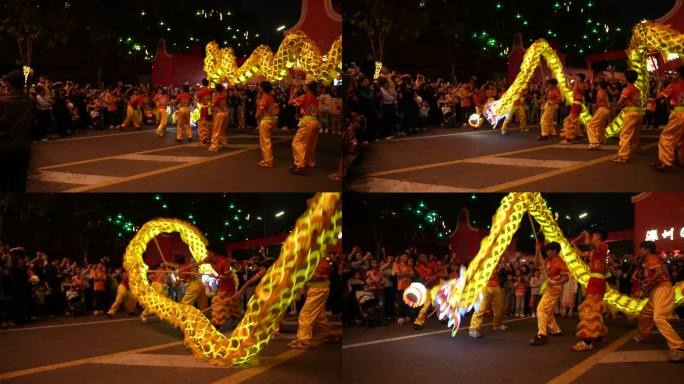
xmin=141 ymin=282 xmax=168 ymax=317
xmin=540 ymin=103 xmax=559 ymax=137
xmin=259 ymin=118 xmax=277 ymax=165
xmin=210 ymin=290 xmax=242 ymax=326
xmin=198 ymin=119 xmax=212 ymax=144
xmin=616 ymin=111 xmax=644 ymax=160
xmin=536 ymin=283 xmax=562 ymax=336
xmin=658 ymin=111 xmax=684 ymax=166
xmin=209 ymin=111 xmax=228 ymax=151
xmin=107 ymin=283 xmax=137 ymax=315
xmin=502 ymin=106 xmax=527 ymax=132
xmin=587 ymin=107 xmax=610 ymax=145
xmin=175 ymin=106 xmax=192 ymax=140
xmin=294 ymin=287 xmax=338 ymax=345
xmin=413 ymin=289 xmax=436 ymax=327
xmin=562 ymin=112 xmax=581 ymax=140
xmin=181 ymin=279 xmax=208 ymax=310
xmin=122 ymin=105 xmax=141 ymax=129
xmin=156 ymin=109 xmax=169 ymax=136
xmin=469 ymin=286 xmax=505 ymax=331
xmin=637 ymin=282 xmax=684 ymax=350
xmin=292 ymin=119 xmax=319 ymax=169
xmin=576 ymin=293 xmax=607 ymax=341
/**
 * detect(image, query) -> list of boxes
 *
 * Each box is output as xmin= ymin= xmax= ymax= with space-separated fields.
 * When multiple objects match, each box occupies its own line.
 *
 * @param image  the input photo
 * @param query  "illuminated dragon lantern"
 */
xmin=482 ymin=22 xmax=684 ymax=138
xmin=204 ymin=30 xmax=342 ymax=85
xmin=406 ymin=192 xmax=684 ymax=336
xmin=123 ymin=192 xmax=341 ymax=366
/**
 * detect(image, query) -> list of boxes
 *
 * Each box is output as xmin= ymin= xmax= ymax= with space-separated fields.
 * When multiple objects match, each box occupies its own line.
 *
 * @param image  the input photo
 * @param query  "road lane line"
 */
xmin=93 ymin=353 xmax=229 ymax=369
xmin=64 ymin=138 xmax=291 ymax=192
xmin=390 ymin=126 xmax=537 ymax=142
xmin=546 ymin=330 xmax=635 ymax=384
xmin=483 ymin=143 xmax=659 ymax=192
xmin=29 ymin=171 xmax=123 ymax=185
xmin=211 ymin=349 xmax=307 ymax=384
xmin=342 ymin=316 xmax=531 ymax=349
xmin=598 ymin=349 xmax=669 ymax=363
xmin=0 ymin=341 xmax=183 ymax=380
xmin=465 ymin=157 xmax=584 ymax=169
xmin=366 ymin=144 xmax=560 ymax=178
xmin=0 ymin=317 xmax=143 ymax=332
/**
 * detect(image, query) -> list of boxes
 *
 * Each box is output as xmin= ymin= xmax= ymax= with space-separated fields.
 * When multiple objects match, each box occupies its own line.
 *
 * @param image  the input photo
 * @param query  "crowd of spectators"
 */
xmin=1 ymin=75 xmax=343 ymax=142
xmin=341 ymin=243 xmax=684 ymax=328
xmin=0 ymin=242 xmax=343 ymax=328
xmin=344 ymin=66 xmax=673 ymax=145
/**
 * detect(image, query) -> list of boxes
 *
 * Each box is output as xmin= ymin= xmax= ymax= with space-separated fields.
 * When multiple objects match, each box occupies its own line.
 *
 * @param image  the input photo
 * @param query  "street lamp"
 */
xmin=275 ymin=211 xmax=285 ymax=218
xmin=578 ymin=212 xmax=588 ymax=219
xmin=276 ymin=25 xmax=286 ymax=32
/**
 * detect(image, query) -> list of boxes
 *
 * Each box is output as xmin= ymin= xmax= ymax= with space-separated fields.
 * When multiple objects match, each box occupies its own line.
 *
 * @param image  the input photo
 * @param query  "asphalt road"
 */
xmin=345 ymin=124 xmax=684 ymax=192
xmin=0 ymin=313 xmax=340 ymax=384
xmin=26 ymin=125 xmax=341 ymax=192
xmin=342 ymin=313 xmax=684 ymax=384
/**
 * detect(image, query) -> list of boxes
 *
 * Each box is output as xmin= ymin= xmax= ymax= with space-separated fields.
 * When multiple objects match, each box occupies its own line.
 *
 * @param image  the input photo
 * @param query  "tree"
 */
xmin=347 ymin=0 xmax=426 ymax=64
xmin=0 ymin=0 xmax=71 ymax=67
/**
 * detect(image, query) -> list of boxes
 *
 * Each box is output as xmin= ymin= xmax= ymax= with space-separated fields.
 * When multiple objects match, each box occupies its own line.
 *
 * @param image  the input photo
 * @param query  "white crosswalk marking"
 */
xmin=113 ymin=154 xmax=210 ymax=163
xmin=464 ymin=157 xmax=584 ymax=168
xmin=349 ymin=177 xmax=478 ymax=192
xmin=30 ymin=171 xmax=123 ymax=185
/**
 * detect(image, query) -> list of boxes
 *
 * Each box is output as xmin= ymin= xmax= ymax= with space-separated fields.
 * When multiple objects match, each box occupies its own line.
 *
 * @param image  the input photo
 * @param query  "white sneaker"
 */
xmin=493 ymin=325 xmax=508 ymax=331
xmin=469 ymin=330 xmax=482 ymax=338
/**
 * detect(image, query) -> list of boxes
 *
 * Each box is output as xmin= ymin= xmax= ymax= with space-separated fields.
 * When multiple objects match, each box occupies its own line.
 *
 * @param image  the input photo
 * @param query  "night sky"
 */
xmin=0 ymin=193 xmax=313 ymax=263
xmin=344 ymin=193 xmax=637 ymax=256
xmin=345 ymin=0 xmax=676 ymax=77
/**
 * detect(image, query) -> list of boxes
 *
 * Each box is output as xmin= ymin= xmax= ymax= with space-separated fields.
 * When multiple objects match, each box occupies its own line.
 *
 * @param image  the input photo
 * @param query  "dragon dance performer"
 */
xmin=632 ymin=241 xmax=684 ymax=363
xmin=200 ymin=251 xmax=241 ymax=327
xmin=412 ymin=257 xmax=447 ymax=330
xmin=289 ymin=258 xmax=341 ymax=349
xmin=119 ymin=91 xmax=143 ymax=131
xmin=587 ymin=80 xmax=611 ymax=150
xmin=652 ymin=66 xmax=684 ymax=172
xmin=468 ymin=264 xmax=507 ymax=339
xmin=175 ymin=85 xmax=194 ymax=143
xmin=473 ymin=87 xmax=485 ymax=128
xmin=196 ymin=79 xmax=215 ymax=145
xmin=612 ymin=69 xmax=644 ymax=163
xmin=153 ymin=89 xmax=170 ymax=137
xmin=530 ymin=242 xmax=568 ymax=345
xmin=175 ymin=255 xmax=209 ymax=310
xmin=289 ymin=82 xmax=320 ymax=176
xmin=256 ymin=81 xmax=280 ymax=168
xmin=107 ymin=271 xmax=137 ymax=317
xmin=208 ymin=84 xmax=229 ymax=153
xmin=502 ymin=90 xmax=528 ymax=135
xmin=538 ymin=79 xmax=561 ymax=140
xmin=571 ymin=229 xmax=609 ymax=351
xmin=560 ymin=74 xmax=587 ymax=144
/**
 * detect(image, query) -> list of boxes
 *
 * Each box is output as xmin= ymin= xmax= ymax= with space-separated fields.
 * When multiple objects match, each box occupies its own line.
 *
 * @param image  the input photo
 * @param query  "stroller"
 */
xmin=65 ymin=285 xmax=86 ymax=316
xmin=355 ymin=289 xmax=385 ymax=327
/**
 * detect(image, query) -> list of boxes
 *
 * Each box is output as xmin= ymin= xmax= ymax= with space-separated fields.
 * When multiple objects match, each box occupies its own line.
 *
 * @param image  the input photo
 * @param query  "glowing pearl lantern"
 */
xmin=403 ymin=282 xmax=428 ymax=308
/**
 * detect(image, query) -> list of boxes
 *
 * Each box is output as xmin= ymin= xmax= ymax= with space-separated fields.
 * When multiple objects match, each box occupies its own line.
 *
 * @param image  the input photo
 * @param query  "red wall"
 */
xmin=633 ymin=193 xmax=684 ymax=252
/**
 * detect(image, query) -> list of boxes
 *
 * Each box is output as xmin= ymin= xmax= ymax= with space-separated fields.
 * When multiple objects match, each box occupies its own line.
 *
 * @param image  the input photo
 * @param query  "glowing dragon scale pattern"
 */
xmin=123 ymin=193 xmax=341 ymax=366
xmin=431 ymin=192 xmax=684 ymax=335
xmin=486 ymin=22 xmax=684 ymax=138
xmin=204 ymin=30 xmax=342 ymax=85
